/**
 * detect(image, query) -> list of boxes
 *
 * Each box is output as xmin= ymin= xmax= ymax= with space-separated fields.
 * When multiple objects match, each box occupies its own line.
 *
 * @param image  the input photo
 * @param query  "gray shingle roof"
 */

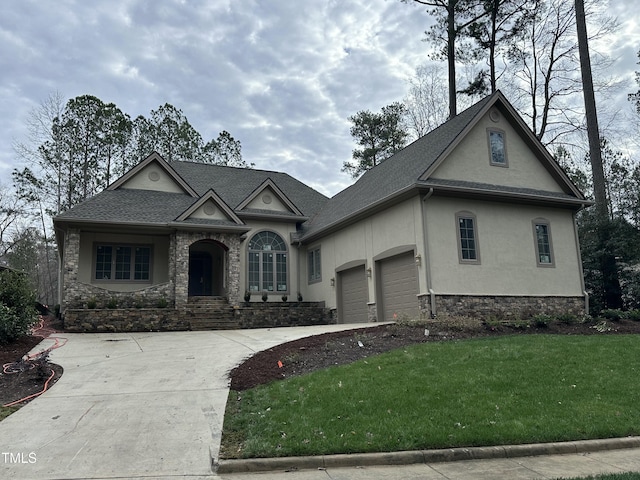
xmin=299 ymin=94 xmax=494 ymax=240
xmin=55 ymin=161 xmax=329 ymax=228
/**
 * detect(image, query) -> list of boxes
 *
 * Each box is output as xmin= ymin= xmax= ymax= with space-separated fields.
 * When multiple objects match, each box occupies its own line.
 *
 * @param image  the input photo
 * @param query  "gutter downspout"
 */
xmin=420 ymin=189 xmax=436 ymax=318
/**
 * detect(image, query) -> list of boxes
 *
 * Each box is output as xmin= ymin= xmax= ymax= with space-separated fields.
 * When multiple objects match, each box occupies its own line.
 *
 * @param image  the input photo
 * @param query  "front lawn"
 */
xmin=221 ymin=335 xmax=640 ymax=458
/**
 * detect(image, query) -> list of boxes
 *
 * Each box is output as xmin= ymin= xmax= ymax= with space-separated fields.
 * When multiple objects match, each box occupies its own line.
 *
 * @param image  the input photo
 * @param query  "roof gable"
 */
xmin=176 ymin=189 xmax=243 ymax=225
xmin=236 ymin=178 xmax=303 ymax=215
xmin=299 ymin=91 xmax=587 ymax=242
xmin=108 ymin=152 xmax=198 ymax=197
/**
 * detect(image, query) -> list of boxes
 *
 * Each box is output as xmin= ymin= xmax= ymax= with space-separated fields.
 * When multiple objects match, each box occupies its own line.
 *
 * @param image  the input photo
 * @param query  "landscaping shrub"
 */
xmin=600 ymin=309 xmax=624 ymax=321
xmin=0 ymin=269 xmax=38 ymax=344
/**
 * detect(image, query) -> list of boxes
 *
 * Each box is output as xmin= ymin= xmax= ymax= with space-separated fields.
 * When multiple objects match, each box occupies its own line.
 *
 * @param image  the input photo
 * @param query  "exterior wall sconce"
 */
xmin=366 ymin=267 xmax=372 ymax=278
xmin=415 ymin=253 xmax=422 ymax=266
xmin=330 ymin=277 xmax=335 ymax=286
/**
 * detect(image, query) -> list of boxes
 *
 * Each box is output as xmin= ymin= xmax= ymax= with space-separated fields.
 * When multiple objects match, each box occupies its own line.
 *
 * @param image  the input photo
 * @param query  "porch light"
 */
xmin=415 ymin=254 xmax=422 ymax=266
xmin=330 ymin=277 xmax=335 ymax=287
xmin=366 ymin=267 xmax=372 ymax=278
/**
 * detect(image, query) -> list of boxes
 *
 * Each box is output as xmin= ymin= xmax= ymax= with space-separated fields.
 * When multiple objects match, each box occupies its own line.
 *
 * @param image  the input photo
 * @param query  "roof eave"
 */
xmin=300 ymin=185 xmax=417 ymax=244
xmin=237 ymin=211 xmax=309 ymax=222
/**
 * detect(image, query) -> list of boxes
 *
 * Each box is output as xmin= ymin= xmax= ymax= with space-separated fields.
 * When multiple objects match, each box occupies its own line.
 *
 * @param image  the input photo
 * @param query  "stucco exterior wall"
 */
xmin=302 ymin=196 xmax=425 ymax=309
xmin=431 ymin=109 xmax=564 ymax=193
xmin=424 ymin=196 xmax=584 ymax=296
xmin=120 ymin=163 xmax=185 ymax=193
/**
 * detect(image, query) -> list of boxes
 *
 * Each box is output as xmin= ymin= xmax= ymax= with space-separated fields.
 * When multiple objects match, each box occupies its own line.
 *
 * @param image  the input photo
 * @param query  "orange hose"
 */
xmin=3 ymin=368 xmax=56 ymax=407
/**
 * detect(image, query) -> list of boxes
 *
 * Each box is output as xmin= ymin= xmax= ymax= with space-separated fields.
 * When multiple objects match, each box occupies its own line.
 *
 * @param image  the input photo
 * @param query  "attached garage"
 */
xmin=338 ymin=265 xmax=368 ymax=323
xmin=378 ymin=251 xmax=419 ymax=322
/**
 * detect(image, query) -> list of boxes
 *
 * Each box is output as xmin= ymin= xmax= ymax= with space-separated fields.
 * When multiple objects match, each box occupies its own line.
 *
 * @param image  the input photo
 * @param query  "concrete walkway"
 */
xmin=2 ymin=325 xmax=640 ymax=480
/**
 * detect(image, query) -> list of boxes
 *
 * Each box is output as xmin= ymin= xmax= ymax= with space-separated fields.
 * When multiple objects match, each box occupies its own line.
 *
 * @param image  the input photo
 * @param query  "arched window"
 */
xmin=247 ymin=231 xmax=288 ymax=292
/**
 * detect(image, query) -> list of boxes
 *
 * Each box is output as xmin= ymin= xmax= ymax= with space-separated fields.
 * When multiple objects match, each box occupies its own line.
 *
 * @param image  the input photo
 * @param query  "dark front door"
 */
xmin=188 ymin=251 xmax=213 ymax=296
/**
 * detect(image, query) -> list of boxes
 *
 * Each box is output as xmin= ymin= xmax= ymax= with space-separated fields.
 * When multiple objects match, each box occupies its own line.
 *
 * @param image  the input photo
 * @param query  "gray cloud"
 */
xmin=1 ymin=0 xmax=638 ymax=196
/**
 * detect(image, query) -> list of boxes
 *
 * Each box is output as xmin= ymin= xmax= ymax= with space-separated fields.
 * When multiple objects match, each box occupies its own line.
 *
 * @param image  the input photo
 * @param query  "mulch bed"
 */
xmin=0 ymin=316 xmax=64 ymax=407
xmin=229 ymin=319 xmax=640 ymax=391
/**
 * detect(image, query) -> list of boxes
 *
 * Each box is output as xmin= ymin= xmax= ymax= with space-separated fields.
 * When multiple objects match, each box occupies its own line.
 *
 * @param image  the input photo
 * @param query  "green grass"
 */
xmin=221 ymin=335 xmax=640 ymax=458
xmin=0 ymin=406 xmax=18 ymax=421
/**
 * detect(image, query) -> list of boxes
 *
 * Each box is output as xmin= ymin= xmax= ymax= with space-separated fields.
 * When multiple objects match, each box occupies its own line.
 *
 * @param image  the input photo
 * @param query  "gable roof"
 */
xmin=299 ymin=90 xmax=589 ymax=243
xmin=54 ymin=155 xmax=329 ymax=231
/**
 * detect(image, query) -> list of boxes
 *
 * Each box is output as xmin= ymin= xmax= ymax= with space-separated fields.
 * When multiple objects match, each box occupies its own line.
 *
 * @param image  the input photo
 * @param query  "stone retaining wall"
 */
xmin=64 ymin=282 xmax=174 ymax=310
xmin=418 ymin=294 xmax=586 ymax=319
xmin=63 ymin=302 xmax=333 ymax=332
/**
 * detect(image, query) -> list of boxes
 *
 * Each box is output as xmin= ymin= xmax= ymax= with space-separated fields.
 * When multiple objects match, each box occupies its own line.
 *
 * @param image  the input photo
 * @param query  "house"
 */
xmin=53 ymin=91 xmax=590 ymax=331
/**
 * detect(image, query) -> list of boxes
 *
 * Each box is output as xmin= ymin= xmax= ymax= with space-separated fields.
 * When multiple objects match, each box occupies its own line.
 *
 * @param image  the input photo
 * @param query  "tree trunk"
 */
xmin=575 ymin=0 xmax=622 ymax=309
xmin=447 ymin=3 xmax=457 ymax=118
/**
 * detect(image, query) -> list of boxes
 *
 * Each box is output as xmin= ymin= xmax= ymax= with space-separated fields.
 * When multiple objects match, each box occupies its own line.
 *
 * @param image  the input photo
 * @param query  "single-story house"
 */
xmin=54 ymin=91 xmax=591 ymax=331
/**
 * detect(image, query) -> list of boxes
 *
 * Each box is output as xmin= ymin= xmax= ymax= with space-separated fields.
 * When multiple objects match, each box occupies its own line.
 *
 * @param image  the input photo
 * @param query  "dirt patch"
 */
xmin=229 ymin=318 xmax=640 ymax=391
xmin=0 ymin=316 xmax=64 ymax=407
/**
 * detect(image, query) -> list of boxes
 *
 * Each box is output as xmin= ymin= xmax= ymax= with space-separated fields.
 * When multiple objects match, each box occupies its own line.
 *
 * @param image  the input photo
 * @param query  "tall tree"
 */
xmin=406 ymin=0 xmax=488 ymax=118
xmin=343 ymin=102 xmax=409 ymax=178
xmin=403 ymin=64 xmax=451 ymax=138
xmin=462 ymin=0 xmax=538 ymax=94
xmin=575 ymin=0 xmax=621 ymax=310
xmin=149 ymin=103 xmax=203 ymax=162
xmin=203 ymin=130 xmax=251 ymax=167
xmin=506 ymin=0 xmax=617 ymax=145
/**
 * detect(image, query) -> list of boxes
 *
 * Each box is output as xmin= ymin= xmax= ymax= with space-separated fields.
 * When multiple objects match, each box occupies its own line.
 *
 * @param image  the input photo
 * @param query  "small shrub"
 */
xmin=600 ymin=309 xmax=624 ymax=321
xmin=244 ymin=291 xmax=251 ymax=302
xmin=591 ymin=320 xmax=615 ymax=333
xmin=297 ymin=292 xmax=303 ymax=302
xmin=508 ymin=319 xmax=531 ymax=330
xmin=106 ymin=298 xmax=118 ymax=309
xmin=87 ymin=297 xmax=97 ymax=309
xmin=281 ymin=294 xmax=288 ymax=302
xmin=532 ymin=314 xmax=552 ymax=328
xmin=556 ymin=313 xmax=578 ymax=325
xmin=627 ymin=309 xmax=640 ymax=321
xmin=0 ymin=269 xmax=38 ymax=344
xmin=483 ymin=316 xmax=502 ymax=331
xmin=156 ymin=297 xmax=168 ymax=308
xmin=261 ymin=291 xmax=268 ymax=302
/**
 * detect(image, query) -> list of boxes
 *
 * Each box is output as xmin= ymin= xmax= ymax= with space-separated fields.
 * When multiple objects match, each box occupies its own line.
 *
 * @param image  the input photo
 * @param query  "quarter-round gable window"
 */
xmin=248 ymin=231 xmax=288 ymax=293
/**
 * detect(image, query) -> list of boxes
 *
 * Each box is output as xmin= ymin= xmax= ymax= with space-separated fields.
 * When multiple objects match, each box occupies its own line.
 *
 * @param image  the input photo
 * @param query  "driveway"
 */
xmin=0 ymin=324 xmax=371 ymax=480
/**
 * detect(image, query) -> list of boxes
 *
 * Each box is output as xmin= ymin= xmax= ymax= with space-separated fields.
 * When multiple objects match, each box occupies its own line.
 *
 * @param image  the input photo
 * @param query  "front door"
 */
xmin=188 ymin=251 xmax=213 ymax=296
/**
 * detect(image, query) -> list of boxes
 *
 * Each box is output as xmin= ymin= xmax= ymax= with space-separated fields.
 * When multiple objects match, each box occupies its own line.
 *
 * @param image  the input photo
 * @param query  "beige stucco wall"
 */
xmin=244 ymin=187 xmax=291 ymax=212
xmin=431 ymin=109 xmax=564 ymax=193
xmin=120 ymin=163 xmax=185 ymax=193
xmin=78 ymin=231 xmax=170 ymax=292
xmin=424 ymin=196 xmax=584 ymax=296
xmin=302 ymin=196 xmax=426 ymax=309
xmin=188 ymin=200 xmax=233 ymax=221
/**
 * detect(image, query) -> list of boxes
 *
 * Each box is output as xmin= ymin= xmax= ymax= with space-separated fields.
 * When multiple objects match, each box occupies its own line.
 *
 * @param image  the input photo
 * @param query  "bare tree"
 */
xmin=506 ymin=0 xmax=618 ymax=146
xmin=405 ymin=0 xmax=488 ymax=118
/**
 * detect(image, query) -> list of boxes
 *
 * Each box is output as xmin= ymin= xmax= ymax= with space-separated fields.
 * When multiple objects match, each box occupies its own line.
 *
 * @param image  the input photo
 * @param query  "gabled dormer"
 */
xmin=108 ymin=152 xmax=198 ymax=197
xmin=176 ymin=189 xmax=244 ymax=225
xmin=237 ymin=178 xmax=303 ymax=216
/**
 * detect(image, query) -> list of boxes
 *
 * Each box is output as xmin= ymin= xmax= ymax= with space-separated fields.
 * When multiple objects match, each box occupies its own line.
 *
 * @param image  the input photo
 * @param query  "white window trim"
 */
xmin=487 ymin=128 xmax=508 ymax=167
xmin=308 ymin=246 xmax=322 ymax=284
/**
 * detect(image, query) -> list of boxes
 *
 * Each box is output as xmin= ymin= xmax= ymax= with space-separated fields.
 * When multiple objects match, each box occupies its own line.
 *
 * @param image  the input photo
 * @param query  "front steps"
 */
xmin=185 ymin=296 xmax=238 ymax=330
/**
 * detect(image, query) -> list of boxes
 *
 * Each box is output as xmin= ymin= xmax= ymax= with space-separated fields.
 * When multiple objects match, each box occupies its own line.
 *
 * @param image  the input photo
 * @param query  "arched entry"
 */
xmin=188 ymin=240 xmax=227 ymax=297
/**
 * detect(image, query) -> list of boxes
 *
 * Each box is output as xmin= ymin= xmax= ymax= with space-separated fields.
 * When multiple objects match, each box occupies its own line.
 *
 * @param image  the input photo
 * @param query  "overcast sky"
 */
xmin=2 ymin=0 xmax=639 ymax=198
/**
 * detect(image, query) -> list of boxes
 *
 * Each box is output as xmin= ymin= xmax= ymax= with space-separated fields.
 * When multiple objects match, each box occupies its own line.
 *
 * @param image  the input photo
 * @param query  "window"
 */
xmin=488 ymin=129 xmax=508 ymax=166
xmin=456 ymin=212 xmax=480 ymax=264
xmin=533 ymin=220 xmax=554 ymax=267
xmin=308 ymin=247 xmax=321 ymax=283
xmin=94 ymin=245 xmax=151 ymax=281
xmin=248 ymin=231 xmax=288 ymax=292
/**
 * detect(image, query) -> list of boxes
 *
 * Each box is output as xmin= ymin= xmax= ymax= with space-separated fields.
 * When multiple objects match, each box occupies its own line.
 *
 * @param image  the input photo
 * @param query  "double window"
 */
xmin=94 ymin=245 xmax=151 ymax=281
xmin=456 ymin=212 xmax=480 ymax=264
xmin=248 ymin=231 xmax=288 ymax=292
xmin=308 ymin=247 xmax=321 ymax=283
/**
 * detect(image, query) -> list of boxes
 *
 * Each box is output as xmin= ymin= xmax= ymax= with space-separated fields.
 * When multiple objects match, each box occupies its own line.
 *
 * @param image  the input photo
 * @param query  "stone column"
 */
xmin=62 ymin=228 xmax=81 ymax=310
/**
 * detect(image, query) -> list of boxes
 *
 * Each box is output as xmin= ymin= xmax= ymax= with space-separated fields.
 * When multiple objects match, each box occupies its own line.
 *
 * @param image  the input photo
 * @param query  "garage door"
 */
xmin=338 ymin=265 xmax=368 ymax=323
xmin=379 ymin=252 xmax=419 ymax=322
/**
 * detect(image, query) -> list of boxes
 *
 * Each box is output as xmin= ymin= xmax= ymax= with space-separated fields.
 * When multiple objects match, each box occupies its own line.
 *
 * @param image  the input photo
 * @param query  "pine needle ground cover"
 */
xmin=221 ymin=335 xmax=640 ymax=459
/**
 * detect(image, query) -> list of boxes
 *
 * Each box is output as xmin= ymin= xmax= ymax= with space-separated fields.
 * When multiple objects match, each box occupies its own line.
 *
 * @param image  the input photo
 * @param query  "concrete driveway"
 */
xmin=0 ymin=324 xmax=370 ymax=480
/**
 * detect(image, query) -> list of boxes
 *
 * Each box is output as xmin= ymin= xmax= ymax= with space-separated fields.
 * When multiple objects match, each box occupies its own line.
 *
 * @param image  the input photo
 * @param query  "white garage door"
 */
xmin=379 ymin=252 xmax=419 ymax=322
xmin=338 ymin=265 xmax=368 ymax=323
